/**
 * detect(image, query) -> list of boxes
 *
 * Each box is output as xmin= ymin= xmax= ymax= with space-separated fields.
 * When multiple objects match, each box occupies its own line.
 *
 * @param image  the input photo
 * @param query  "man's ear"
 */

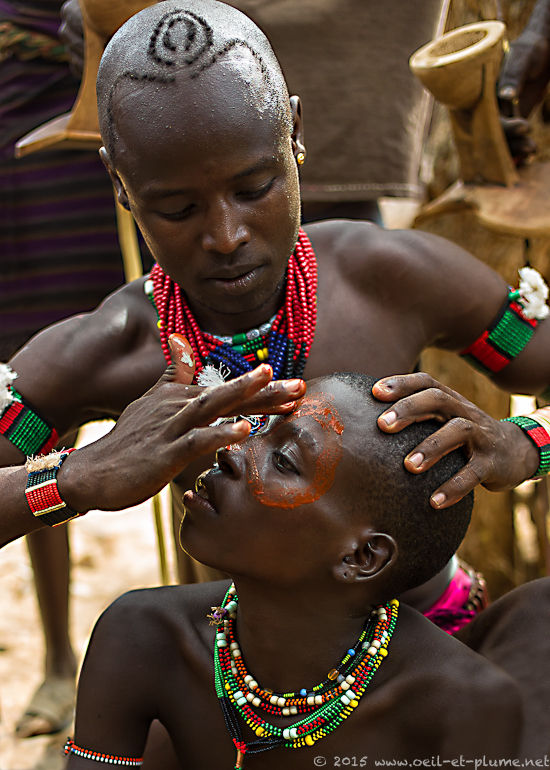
xmin=333 ymin=532 xmax=397 ymax=584
xmin=99 ymin=146 xmax=131 ymax=211
xmin=289 ymin=95 xmax=306 ymax=164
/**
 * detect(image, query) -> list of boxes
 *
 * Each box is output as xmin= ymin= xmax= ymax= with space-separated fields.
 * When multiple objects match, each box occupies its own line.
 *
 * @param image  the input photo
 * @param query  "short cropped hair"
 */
xmin=332 ymin=372 xmax=473 ymax=597
xmin=97 ymin=0 xmax=293 ymax=159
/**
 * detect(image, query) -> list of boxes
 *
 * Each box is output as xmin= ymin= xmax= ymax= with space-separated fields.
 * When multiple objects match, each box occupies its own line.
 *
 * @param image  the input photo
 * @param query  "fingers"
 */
xmin=181 ymin=364 xmax=276 ymax=426
xmin=168 ymin=334 xmax=196 ymax=384
xmin=402 ymin=417 xmax=476 ymax=474
xmin=238 ymin=378 xmax=306 ymax=415
xmin=428 ymin=457 xmax=488 ymax=509
xmin=375 ymin=386 xmax=470 ymax=434
xmin=177 ymin=420 xmax=251 ymax=461
xmin=372 ymin=372 xmax=456 ymax=402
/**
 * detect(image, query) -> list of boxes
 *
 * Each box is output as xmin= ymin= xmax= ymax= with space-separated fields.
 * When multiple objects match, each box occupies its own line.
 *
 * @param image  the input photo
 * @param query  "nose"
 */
xmin=216 ymin=446 xmax=246 ymax=478
xmin=201 ymin=199 xmax=250 ymax=255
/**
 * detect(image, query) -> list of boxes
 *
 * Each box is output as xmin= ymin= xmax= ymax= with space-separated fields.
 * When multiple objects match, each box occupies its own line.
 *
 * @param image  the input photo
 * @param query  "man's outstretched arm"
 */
xmin=0 ymin=335 xmax=305 ymax=549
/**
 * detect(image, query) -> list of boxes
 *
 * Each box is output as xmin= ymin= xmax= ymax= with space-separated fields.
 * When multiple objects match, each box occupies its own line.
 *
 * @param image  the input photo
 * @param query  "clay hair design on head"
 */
xmin=147 ymin=9 xmax=214 ymax=68
xmin=97 ymin=0 xmax=293 ymax=161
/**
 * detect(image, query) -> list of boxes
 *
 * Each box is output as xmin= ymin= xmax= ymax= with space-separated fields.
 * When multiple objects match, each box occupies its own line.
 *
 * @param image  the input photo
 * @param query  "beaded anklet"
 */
xmin=0 ymin=366 xmax=58 ymax=456
xmin=213 ymin=584 xmax=399 ymax=766
xmin=64 ymin=739 xmax=143 ymax=766
xmin=502 ymin=412 xmax=550 ymax=477
xmin=25 ymin=449 xmax=82 ymax=527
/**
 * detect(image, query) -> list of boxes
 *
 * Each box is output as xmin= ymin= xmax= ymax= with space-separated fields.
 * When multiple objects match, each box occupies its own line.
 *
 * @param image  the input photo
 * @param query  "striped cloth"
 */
xmin=0 ymin=0 xmax=126 ymax=361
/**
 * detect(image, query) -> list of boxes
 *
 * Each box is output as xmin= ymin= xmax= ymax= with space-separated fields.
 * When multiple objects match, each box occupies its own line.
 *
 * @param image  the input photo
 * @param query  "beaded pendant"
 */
xmin=213 ymin=584 xmax=399 ymax=766
xmin=147 ymin=229 xmax=317 ymax=381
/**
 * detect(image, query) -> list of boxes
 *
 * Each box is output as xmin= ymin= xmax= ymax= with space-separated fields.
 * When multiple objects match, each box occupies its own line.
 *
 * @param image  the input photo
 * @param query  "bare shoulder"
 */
xmin=306 ymin=220 xmax=502 ymax=290
xmin=87 ymin=581 xmax=229 ymax=675
xmin=7 ymin=278 xmax=166 ymax=432
xmin=388 ymin=608 xmax=522 ymax=755
xmin=304 ymin=218 xmax=507 ymax=351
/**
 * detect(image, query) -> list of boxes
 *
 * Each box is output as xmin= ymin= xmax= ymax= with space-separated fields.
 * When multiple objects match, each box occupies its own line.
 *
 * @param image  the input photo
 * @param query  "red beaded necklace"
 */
xmin=150 ymin=229 xmax=317 ymax=381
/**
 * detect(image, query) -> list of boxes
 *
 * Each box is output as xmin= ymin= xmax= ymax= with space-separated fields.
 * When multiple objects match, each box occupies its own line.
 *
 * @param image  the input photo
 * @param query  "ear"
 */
xmin=99 ymin=146 xmax=131 ymax=211
xmin=289 ymin=95 xmax=306 ymax=164
xmin=333 ymin=532 xmax=397 ymax=584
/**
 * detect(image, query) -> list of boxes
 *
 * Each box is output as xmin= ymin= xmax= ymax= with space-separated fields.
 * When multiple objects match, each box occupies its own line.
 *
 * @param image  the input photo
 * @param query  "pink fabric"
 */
xmin=424 ymin=565 xmax=486 ymax=635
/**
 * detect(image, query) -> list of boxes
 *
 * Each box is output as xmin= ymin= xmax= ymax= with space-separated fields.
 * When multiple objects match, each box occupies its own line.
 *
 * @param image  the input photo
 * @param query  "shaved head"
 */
xmin=97 ymin=0 xmax=292 ymax=160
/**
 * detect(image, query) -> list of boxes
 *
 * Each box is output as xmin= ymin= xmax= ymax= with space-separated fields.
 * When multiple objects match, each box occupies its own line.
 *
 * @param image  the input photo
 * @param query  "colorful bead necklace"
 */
xmin=148 ymin=229 xmax=317 ymax=381
xmin=212 ymin=584 xmax=399 ymax=767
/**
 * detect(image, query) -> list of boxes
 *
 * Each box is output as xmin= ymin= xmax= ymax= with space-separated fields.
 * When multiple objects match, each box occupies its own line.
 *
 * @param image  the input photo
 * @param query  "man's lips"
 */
xmin=207 ymin=266 xmax=264 ymax=294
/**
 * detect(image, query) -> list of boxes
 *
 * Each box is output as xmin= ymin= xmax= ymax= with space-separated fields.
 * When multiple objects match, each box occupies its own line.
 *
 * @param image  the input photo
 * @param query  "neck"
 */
xmin=228 ymin=578 xmax=375 ymax=694
xmin=186 ymin=277 xmax=287 ymax=337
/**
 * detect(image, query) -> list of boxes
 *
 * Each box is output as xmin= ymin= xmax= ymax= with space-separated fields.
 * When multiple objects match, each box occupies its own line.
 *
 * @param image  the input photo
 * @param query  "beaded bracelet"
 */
xmin=502 ymin=414 xmax=550 ymax=477
xmin=0 ymin=381 xmax=59 ymax=456
xmin=460 ymin=290 xmax=538 ymax=375
xmin=64 ymin=739 xmax=143 ymax=766
xmin=25 ymin=449 xmax=82 ymax=527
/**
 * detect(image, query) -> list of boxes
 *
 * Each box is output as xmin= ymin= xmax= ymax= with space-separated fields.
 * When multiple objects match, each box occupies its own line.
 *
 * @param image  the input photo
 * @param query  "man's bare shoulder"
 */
xmin=304 ymin=219 xmax=455 ymax=289
xmin=7 ymin=278 xmax=167 ymax=430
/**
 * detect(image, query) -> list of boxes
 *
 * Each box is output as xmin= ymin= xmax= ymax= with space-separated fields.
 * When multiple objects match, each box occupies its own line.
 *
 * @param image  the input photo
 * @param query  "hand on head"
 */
xmin=372 ymin=372 xmax=539 ymax=509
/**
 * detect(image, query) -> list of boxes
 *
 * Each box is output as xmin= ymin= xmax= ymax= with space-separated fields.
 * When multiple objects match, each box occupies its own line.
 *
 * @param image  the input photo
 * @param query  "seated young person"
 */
xmin=65 ymin=373 xmax=547 ymax=768
xmin=6 ymin=0 xmax=550 ymax=738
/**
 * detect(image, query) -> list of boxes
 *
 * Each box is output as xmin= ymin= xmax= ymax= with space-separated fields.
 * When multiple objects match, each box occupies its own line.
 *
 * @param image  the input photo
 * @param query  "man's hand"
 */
xmin=58 ymin=335 xmax=305 ymax=512
xmin=372 ymin=373 xmax=540 ymax=509
xmin=498 ymin=19 xmax=550 ymax=164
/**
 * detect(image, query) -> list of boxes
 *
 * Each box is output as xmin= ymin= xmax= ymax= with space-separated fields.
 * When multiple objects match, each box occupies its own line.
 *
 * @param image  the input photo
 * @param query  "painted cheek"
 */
xmin=248 ymin=397 xmax=344 ymax=509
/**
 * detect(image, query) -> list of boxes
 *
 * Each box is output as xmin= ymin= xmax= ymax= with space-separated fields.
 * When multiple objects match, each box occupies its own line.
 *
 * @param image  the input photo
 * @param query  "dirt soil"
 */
xmin=0 ymin=423 xmax=178 ymax=770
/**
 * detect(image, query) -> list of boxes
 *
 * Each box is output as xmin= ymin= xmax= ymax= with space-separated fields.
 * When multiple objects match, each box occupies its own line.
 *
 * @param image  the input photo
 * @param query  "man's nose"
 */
xmin=201 ymin=200 xmax=250 ymax=255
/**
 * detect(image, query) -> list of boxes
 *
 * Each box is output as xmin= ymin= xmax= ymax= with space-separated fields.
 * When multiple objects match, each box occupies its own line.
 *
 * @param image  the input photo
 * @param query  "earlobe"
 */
xmin=99 ymin=146 xmax=131 ymax=211
xmin=289 ymin=95 xmax=306 ymax=166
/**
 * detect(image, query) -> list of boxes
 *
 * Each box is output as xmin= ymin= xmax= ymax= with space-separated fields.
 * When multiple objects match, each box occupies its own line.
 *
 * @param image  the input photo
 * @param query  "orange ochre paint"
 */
xmin=249 ymin=395 xmax=344 ymax=508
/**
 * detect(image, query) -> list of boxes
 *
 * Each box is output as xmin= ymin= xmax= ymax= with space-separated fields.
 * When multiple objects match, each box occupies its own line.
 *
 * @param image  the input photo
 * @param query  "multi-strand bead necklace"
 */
xmin=148 ymin=229 xmax=317 ymax=380
xmin=212 ymin=584 xmax=399 ymax=767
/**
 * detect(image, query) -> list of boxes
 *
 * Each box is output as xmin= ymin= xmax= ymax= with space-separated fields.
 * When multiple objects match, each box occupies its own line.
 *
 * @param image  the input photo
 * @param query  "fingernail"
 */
xmin=431 ymin=492 xmax=446 ymax=507
xmin=407 ymin=452 xmax=424 ymax=469
xmin=285 ymin=379 xmax=304 ymax=395
xmin=379 ymin=410 xmax=396 ymax=427
xmin=373 ymin=380 xmax=393 ymax=393
xmin=254 ymin=364 xmax=272 ymax=377
xmin=168 ymin=334 xmax=193 ymax=369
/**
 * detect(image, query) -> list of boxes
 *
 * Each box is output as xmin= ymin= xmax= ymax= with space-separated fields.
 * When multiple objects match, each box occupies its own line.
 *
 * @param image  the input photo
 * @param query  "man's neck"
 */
xmin=185 ymin=279 xmax=287 ymax=337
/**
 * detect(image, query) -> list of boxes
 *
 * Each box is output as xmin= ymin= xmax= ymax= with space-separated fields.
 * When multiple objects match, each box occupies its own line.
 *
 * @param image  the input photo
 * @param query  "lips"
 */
xmin=184 ymin=468 xmax=219 ymax=515
xmin=208 ymin=266 xmax=264 ymax=295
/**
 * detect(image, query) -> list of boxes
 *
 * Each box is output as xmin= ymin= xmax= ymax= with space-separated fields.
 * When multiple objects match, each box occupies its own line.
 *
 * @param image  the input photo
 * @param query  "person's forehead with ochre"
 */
xmin=247 ymin=392 xmax=345 ymax=509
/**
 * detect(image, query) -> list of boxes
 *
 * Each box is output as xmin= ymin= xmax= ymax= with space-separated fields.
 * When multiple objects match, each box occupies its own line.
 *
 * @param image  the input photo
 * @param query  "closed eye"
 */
xmin=158 ymin=203 xmax=196 ymax=221
xmin=237 ymin=178 xmax=275 ymax=201
xmin=273 ymin=450 xmax=299 ymax=474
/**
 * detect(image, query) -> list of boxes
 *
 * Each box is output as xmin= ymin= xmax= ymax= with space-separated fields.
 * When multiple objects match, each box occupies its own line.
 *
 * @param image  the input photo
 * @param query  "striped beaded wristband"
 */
xmin=0 ymin=385 xmax=59 ymax=455
xmin=502 ymin=415 xmax=550 ymax=477
xmin=64 ymin=739 xmax=143 ymax=766
xmin=25 ymin=449 xmax=82 ymax=527
xmin=461 ymin=290 xmax=538 ymax=375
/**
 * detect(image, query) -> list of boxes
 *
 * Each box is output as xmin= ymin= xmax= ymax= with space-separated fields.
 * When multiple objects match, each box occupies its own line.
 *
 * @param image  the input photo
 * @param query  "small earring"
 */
xmin=296 ymin=152 xmax=306 ymax=166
